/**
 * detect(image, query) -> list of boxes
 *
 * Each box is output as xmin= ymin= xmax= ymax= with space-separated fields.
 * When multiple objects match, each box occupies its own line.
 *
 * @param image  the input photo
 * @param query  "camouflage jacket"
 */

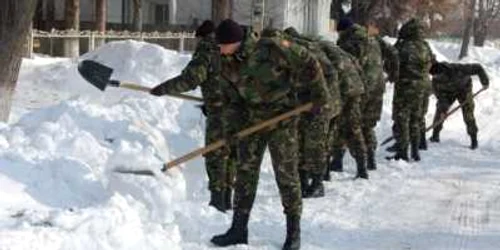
xmin=219 ymin=27 xmax=259 ymax=107
xmin=238 ymin=35 xmax=332 ymax=113
xmin=152 ymin=36 xmax=223 ymax=112
xmin=281 ymin=32 xmax=341 ymax=117
xmin=318 ymin=40 xmax=365 ymax=100
xmin=337 ymin=24 xmax=370 ymax=63
xmin=431 ymin=62 xmax=489 ymax=96
xmin=395 ymin=19 xmax=434 ymax=88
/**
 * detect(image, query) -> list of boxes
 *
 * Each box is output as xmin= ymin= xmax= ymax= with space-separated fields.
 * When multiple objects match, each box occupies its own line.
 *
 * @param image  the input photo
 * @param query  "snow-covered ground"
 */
xmin=1 ymin=39 xmax=500 ymax=250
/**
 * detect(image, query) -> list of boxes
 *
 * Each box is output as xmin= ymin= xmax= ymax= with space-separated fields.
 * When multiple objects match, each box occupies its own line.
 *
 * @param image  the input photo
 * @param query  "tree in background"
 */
xmin=95 ymin=0 xmax=107 ymax=47
xmin=460 ymin=0 xmax=477 ymax=59
xmin=133 ymin=0 xmax=142 ymax=32
xmin=212 ymin=0 xmax=232 ymax=25
xmin=0 ymin=0 xmax=38 ymax=122
xmin=64 ymin=0 xmax=80 ymax=57
xmin=474 ymin=0 xmax=500 ymax=46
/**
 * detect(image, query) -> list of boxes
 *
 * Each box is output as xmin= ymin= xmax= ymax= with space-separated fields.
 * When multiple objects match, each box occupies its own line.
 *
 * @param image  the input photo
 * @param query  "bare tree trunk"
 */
xmin=212 ymin=0 xmax=232 ymax=25
xmin=473 ymin=22 xmax=488 ymax=46
xmin=95 ymin=0 xmax=107 ymax=48
xmin=133 ymin=0 xmax=142 ymax=32
xmin=46 ymin=0 xmax=55 ymax=30
xmin=473 ymin=0 xmax=488 ymax=47
xmin=0 ymin=0 xmax=38 ymax=122
xmin=64 ymin=0 xmax=80 ymax=57
xmin=459 ymin=0 xmax=477 ymax=59
xmin=251 ymin=0 xmax=265 ymax=33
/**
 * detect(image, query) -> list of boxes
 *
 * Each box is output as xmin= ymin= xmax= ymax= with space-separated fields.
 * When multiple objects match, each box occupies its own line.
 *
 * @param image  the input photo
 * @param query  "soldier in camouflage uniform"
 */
xmin=362 ymin=20 xmax=400 ymax=170
xmin=282 ymin=27 xmax=342 ymax=198
xmin=335 ymin=18 xmax=372 ymax=178
xmin=210 ymin=20 xmax=333 ymax=250
xmin=316 ymin=39 xmax=368 ymax=180
xmin=389 ymin=18 xmax=434 ymax=161
xmin=150 ymin=21 xmax=235 ymax=212
xmin=429 ymin=61 xmax=489 ymax=149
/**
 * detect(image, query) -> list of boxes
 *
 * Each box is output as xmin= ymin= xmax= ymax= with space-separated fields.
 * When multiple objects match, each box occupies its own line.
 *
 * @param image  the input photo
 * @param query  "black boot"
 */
xmin=355 ymin=156 xmax=369 ymax=179
xmin=411 ymin=141 xmax=421 ymax=162
xmin=385 ymin=143 xmax=398 ymax=152
xmin=209 ymin=190 xmax=227 ymax=213
xmin=367 ymin=149 xmax=377 ymax=170
xmin=419 ymin=131 xmax=428 ymax=150
xmin=304 ymin=174 xmax=325 ymax=198
xmin=387 ymin=145 xmax=409 ymax=161
xmin=330 ymin=149 xmax=345 ymax=172
xmin=225 ymin=188 xmax=232 ymax=210
xmin=429 ymin=131 xmax=440 ymax=143
xmin=323 ymin=168 xmax=331 ymax=181
xmin=282 ymin=215 xmax=300 ymax=250
xmin=470 ymin=134 xmax=478 ymax=150
xmin=211 ymin=212 xmax=249 ymax=246
xmin=299 ymin=170 xmax=310 ymax=197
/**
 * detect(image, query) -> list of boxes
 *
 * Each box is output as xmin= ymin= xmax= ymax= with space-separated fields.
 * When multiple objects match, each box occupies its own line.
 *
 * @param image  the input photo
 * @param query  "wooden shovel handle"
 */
xmin=163 ymin=102 xmax=314 ymax=170
xmin=120 ymin=82 xmax=204 ymax=102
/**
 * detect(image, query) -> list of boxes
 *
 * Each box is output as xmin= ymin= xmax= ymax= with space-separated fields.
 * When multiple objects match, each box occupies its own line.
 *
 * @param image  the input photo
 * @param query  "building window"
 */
xmin=155 ymin=4 xmax=169 ymax=25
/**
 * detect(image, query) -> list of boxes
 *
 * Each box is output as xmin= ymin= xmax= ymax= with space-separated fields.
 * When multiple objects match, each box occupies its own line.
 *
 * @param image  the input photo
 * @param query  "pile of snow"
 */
xmin=1 ymin=38 xmax=500 ymax=250
xmin=2 ymin=40 xmax=208 ymax=249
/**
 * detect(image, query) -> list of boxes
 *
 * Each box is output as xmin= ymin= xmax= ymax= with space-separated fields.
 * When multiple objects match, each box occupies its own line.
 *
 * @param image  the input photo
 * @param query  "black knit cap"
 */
xmin=195 ymin=20 xmax=215 ymax=38
xmin=337 ymin=17 xmax=354 ymax=31
xmin=215 ymin=19 xmax=244 ymax=44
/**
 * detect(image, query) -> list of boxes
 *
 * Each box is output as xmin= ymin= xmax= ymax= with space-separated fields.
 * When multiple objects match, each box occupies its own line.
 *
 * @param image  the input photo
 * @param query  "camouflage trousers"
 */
xmin=433 ymin=90 xmax=478 ymax=136
xmin=233 ymin=116 xmax=302 ymax=217
xmin=298 ymin=113 xmax=331 ymax=176
xmin=205 ymin=116 xmax=235 ymax=192
xmin=331 ymin=96 xmax=367 ymax=163
xmin=362 ymin=90 xmax=384 ymax=152
xmin=392 ymin=82 xmax=424 ymax=150
xmin=420 ymin=88 xmax=431 ymax=137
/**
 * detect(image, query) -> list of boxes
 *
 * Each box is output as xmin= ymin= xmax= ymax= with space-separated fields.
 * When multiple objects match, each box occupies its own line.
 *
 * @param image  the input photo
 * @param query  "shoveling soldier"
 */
xmin=428 ymin=61 xmax=489 ymax=149
xmin=210 ymin=19 xmax=332 ymax=250
xmin=149 ymin=20 xmax=234 ymax=212
xmin=282 ymin=27 xmax=342 ymax=198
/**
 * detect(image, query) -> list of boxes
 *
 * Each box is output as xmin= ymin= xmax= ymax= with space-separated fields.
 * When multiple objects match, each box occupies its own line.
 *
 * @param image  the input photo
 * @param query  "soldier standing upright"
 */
xmin=210 ymin=19 xmax=333 ymax=250
xmin=429 ymin=61 xmax=489 ymax=149
xmin=389 ymin=18 xmax=434 ymax=161
xmin=334 ymin=18 xmax=370 ymax=178
xmin=149 ymin=20 xmax=234 ymax=212
xmin=362 ymin=19 xmax=399 ymax=170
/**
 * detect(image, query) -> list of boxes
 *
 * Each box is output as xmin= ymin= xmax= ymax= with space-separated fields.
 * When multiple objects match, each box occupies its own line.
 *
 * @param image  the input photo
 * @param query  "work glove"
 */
xmin=149 ymin=84 xmax=166 ymax=96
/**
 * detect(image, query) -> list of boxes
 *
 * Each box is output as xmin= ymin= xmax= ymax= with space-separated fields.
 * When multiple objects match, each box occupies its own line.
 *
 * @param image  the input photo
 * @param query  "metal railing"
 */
xmin=31 ymin=29 xmax=197 ymax=58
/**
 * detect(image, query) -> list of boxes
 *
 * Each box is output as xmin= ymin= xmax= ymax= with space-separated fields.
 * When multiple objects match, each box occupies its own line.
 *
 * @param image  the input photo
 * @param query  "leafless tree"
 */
xmin=460 ymin=0 xmax=477 ymax=59
xmin=474 ymin=0 xmax=500 ymax=46
xmin=0 ymin=0 xmax=38 ymax=122
xmin=64 ymin=0 xmax=80 ymax=57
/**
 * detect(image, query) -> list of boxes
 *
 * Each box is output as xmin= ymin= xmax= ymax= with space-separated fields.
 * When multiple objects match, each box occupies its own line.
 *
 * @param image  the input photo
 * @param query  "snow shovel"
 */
xmin=77 ymin=59 xmax=204 ymax=102
xmin=380 ymin=88 xmax=486 ymax=146
xmin=114 ymin=102 xmax=314 ymax=176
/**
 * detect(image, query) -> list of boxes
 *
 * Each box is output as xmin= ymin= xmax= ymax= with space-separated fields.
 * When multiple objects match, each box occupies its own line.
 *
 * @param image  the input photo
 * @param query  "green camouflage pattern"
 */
xmin=393 ymin=19 xmax=434 ymax=151
xmin=431 ymin=63 xmax=489 ymax=137
xmin=150 ymin=36 xmax=231 ymax=192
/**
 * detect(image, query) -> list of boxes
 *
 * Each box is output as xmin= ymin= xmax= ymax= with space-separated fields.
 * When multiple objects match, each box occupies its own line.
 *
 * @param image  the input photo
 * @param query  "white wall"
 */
xmin=232 ymin=0 xmax=286 ymax=29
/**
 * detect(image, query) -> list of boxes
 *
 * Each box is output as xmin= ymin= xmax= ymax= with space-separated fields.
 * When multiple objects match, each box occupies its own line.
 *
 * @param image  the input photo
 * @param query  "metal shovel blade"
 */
xmin=77 ymin=60 xmax=114 ymax=91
